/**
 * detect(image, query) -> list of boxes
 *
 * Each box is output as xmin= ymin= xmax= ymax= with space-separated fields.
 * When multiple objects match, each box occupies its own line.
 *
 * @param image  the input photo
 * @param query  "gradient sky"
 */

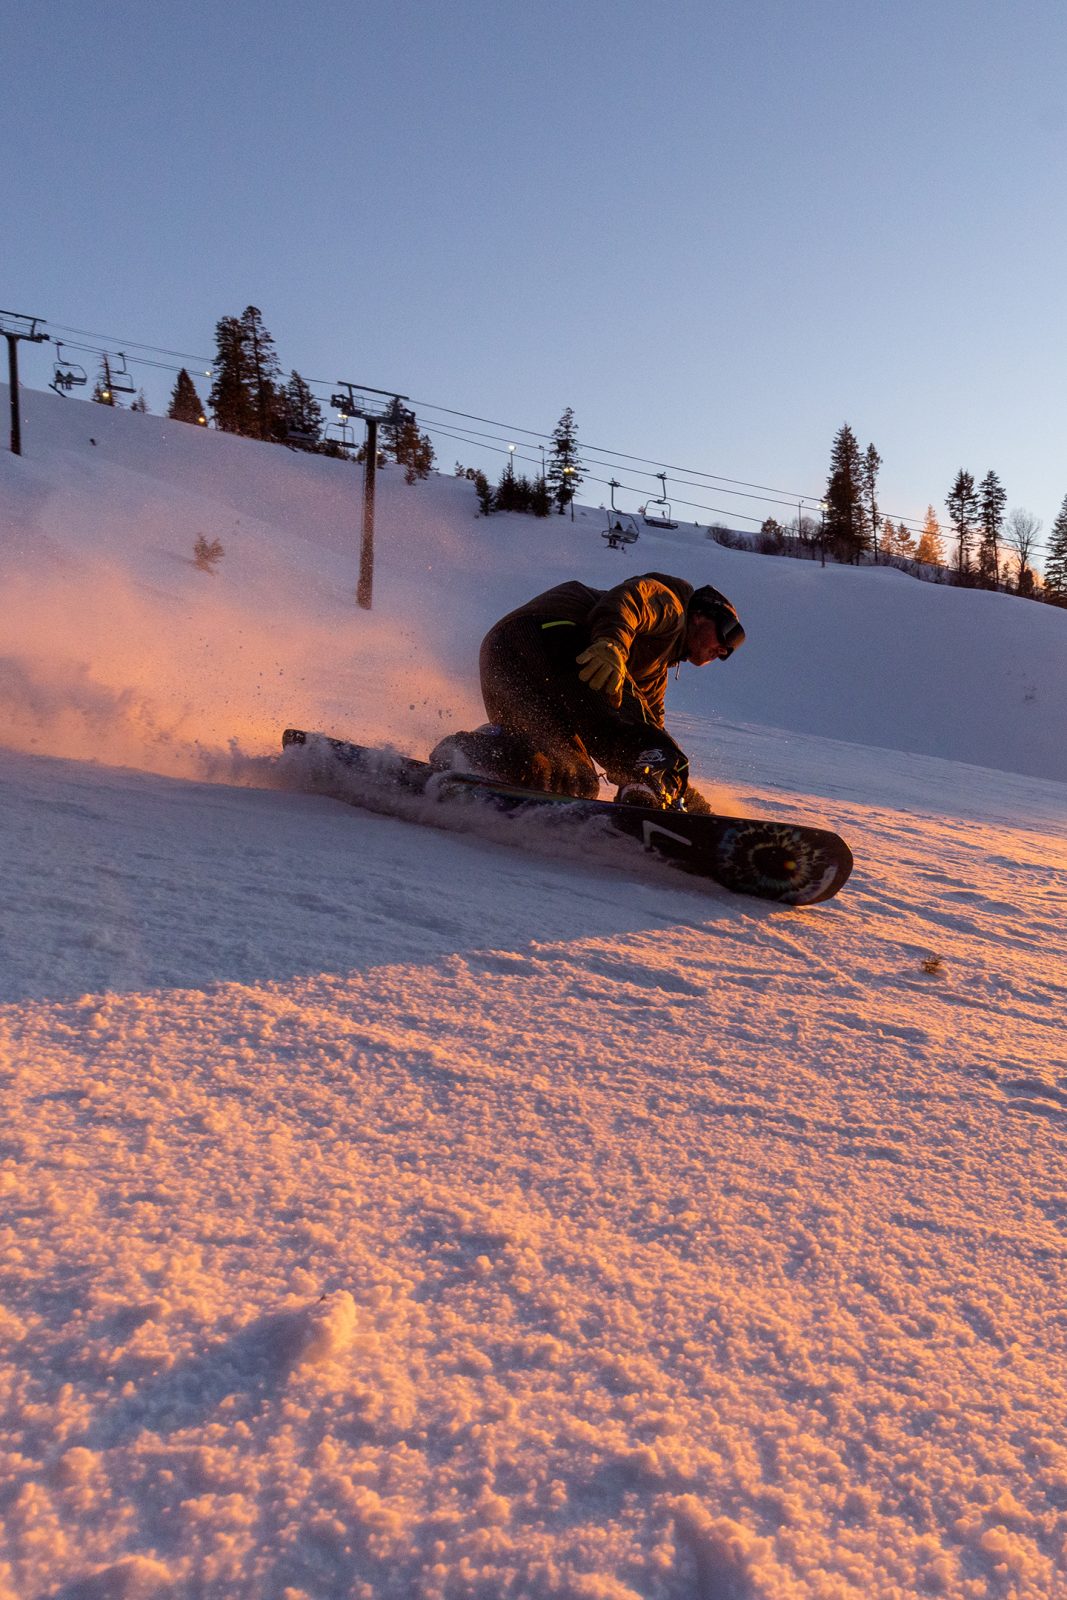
xmin=4 ymin=0 xmax=1066 ymax=549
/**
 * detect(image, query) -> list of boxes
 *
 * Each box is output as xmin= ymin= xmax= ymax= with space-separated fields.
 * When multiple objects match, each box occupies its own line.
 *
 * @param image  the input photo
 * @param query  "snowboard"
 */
xmin=281 ymin=729 xmax=854 ymax=906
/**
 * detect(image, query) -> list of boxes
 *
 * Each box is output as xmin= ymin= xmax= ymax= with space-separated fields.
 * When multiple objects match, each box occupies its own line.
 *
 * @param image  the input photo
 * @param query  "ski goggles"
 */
xmin=693 ymin=600 xmax=745 ymax=658
xmin=714 ymin=608 xmax=746 ymax=657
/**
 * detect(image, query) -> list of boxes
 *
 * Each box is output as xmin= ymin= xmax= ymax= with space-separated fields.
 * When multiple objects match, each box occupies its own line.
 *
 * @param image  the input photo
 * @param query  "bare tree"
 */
xmin=1003 ymin=507 xmax=1042 ymax=595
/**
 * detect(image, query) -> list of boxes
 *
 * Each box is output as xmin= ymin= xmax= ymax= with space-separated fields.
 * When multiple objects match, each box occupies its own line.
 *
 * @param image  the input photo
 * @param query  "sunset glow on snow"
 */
xmin=1 ymin=388 xmax=1065 ymax=1599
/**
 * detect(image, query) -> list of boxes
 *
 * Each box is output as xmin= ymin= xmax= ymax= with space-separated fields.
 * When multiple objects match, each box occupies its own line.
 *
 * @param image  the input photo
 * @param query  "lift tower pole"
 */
xmin=358 ymin=416 xmax=379 ymax=611
xmin=331 ymin=382 xmax=411 ymax=610
xmin=1 ymin=311 xmax=48 ymax=456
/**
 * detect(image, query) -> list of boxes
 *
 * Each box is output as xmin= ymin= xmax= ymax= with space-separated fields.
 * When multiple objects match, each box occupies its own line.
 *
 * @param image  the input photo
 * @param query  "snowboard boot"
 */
xmin=429 ymin=726 xmax=551 ymax=789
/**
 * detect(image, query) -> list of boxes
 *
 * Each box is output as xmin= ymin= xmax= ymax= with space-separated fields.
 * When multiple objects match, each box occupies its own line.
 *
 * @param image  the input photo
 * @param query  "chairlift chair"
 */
xmin=285 ymin=423 xmax=319 ymax=451
xmin=602 ymin=478 xmax=641 ymax=547
xmin=641 ymin=502 xmax=679 ymax=530
xmin=602 ymin=513 xmax=640 ymax=550
xmin=50 ymin=342 xmax=88 ymax=395
xmin=325 ymin=417 xmax=357 ymax=453
xmin=105 ymin=353 xmax=137 ymax=394
xmin=641 ymin=471 xmax=679 ymax=530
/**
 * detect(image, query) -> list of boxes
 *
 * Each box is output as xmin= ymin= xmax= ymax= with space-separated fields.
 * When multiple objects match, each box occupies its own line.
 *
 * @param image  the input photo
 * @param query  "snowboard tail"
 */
xmin=282 ymin=729 xmax=853 ymax=906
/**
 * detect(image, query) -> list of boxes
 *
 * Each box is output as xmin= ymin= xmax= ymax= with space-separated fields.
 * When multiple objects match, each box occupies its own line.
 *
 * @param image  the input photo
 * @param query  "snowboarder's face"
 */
xmin=685 ymin=612 xmax=730 ymax=665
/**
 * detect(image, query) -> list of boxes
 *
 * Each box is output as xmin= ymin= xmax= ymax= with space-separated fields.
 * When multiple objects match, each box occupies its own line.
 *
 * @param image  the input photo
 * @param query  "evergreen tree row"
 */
xmin=943 ymin=468 xmax=1053 ymax=596
xmin=944 ymin=468 xmax=1008 ymax=587
xmin=95 ymin=322 xmax=1067 ymax=606
xmin=823 ymin=424 xmax=879 ymax=564
xmin=158 ymin=306 xmax=436 ymax=478
xmin=824 ymin=423 xmax=1060 ymax=600
xmin=473 ymin=407 xmax=585 ymax=519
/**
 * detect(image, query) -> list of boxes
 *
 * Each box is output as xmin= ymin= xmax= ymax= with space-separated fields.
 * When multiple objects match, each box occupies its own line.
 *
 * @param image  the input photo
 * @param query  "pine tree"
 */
xmin=168 ymin=368 xmax=207 ymax=425
xmin=397 ymin=417 xmax=436 ymax=484
xmin=977 ymin=470 xmax=1007 ymax=589
xmin=882 ymin=520 xmax=907 ymax=557
xmin=380 ymin=398 xmax=435 ymax=483
xmin=209 ymin=316 xmax=256 ymax=435
xmin=381 ymin=397 xmax=412 ymax=460
xmin=531 ymin=474 xmax=551 ymax=517
xmin=824 ymin=423 xmax=869 ymax=562
xmin=494 ymin=461 xmax=516 ymax=511
xmin=283 ymin=371 xmax=324 ymax=448
xmin=495 ymin=460 xmax=530 ymax=512
xmin=945 ymin=469 xmax=979 ymax=581
xmin=91 ymin=357 xmax=118 ymax=406
xmin=208 ymin=307 xmax=284 ymax=440
xmin=862 ymin=442 xmax=882 ymax=559
xmin=474 ymin=471 xmax=494 ymax=516
xmin=547 ymin=407 xmax=583 ymax=515
xmin=240 ymin=306 xmax=285 ymax=441
xmin=915 ymin=505 xmax=945 ymax=566
xmin=1044 ymin=494 xmax=1067 ymax=603
xmin=130 ymin=388 xmax=149 ymax=414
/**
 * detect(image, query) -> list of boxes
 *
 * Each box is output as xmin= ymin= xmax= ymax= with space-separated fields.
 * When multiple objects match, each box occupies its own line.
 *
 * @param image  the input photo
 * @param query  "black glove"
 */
xmin=615 ymin=746 xmax=690 ymax=809
xmin=633 ymin=745 xmax=688 ymax=799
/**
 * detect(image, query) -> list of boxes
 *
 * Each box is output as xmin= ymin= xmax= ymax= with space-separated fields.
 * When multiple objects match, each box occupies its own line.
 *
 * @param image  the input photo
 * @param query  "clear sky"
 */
xmin=3 ymin=0 xmax=1065 ymax=548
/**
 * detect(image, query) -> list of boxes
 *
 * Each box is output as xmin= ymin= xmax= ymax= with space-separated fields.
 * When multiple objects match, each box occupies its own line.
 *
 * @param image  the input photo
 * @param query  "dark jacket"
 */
xmin=491 ymin=572 xmax=694 ymax=726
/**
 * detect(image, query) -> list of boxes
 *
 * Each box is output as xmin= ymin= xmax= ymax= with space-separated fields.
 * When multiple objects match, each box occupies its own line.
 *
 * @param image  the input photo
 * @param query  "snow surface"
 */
xmin=1 ymin=387 xmax=1066 ymax=1599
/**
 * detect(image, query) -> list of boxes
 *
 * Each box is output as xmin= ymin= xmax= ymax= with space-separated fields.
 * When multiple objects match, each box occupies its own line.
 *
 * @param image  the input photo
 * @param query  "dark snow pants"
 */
xmin=478 ymin=615 xmax=688 ymax=798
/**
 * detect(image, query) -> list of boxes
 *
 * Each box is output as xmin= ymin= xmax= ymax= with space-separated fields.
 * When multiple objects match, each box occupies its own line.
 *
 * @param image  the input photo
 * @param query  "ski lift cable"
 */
xmin=47 ymin=321 xmax=213 ymax=366
xmin=407 ymin=399 xmax=550 ymax=444
xmin=419 ymin=421 xmax=543 ymax=467
xmin=38 ymin=315 xmax=935 ymax=533
xmin=427 ymin=415 xmax=929 ymax=531
xmin=580 ymin=450 xmax=813 ymax=513
xmin=419 ymin=420 xmax=775 ymax=526
xmin=37 ymin=324 xmax=805 ymax=505
xmin=408 ymin=396 xmax=935 ymax=532
xmin=416 ymin=412 xmax=788 ymax=509
xmin=420 ymin=419 xmax=788 ymax=524
xmin=418 ymin=420 xmax=757 ymax=523
xmin=410 ymin=417 xmax=540 ymax=461
xmin=581 ymin=469 xmax=769 ymax=527
xmin=422 ymin=418 xmax=807 ymax=517
xmin=405 ymin=395 xmax=828 ymax=500
xmin=49 ymin=337 xmax=201 ymax=380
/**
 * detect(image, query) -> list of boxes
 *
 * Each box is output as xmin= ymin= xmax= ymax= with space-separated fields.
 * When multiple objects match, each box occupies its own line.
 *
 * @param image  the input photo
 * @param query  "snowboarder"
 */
xmin=430 ymin=573 xmax=744 ymax=811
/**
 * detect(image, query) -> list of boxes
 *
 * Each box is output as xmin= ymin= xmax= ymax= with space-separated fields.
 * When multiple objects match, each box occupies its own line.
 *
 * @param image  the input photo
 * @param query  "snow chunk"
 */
xmin=672 ymin=1498 xmax=772 ymax=1596
xmin=58 ymin=1555 xmax=174 ymax=1598
xmin=288 ymin=1289 xmax=358 ymax=1370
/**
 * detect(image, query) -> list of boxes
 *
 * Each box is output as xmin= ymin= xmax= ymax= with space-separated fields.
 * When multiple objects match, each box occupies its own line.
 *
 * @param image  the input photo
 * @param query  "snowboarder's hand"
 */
xmin=576 ymin=639 xmax=627 ymax=703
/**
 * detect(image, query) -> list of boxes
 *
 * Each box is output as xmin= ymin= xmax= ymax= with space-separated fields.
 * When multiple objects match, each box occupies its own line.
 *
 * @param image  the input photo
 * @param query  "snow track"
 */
xmin=2 ymin=740 xmax=1065 ymax=1599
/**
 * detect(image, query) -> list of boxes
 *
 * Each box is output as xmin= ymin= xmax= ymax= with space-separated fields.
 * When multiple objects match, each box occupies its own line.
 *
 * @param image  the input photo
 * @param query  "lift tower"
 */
xmin=1 ymin=310 xmax=48 ymax=456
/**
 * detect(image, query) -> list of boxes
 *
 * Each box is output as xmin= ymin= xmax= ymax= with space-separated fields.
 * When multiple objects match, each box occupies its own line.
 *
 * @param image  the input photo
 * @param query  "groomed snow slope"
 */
xmin=1 ymin=389 xmax=1066 ymax=1600
xmin=1 ymin=386 xmax=1064 ymax=786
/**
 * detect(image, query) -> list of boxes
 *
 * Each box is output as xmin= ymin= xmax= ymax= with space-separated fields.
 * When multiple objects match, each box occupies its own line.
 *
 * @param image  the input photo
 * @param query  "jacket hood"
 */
xmin=639 ymin=572 xmax=695 ymax=611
